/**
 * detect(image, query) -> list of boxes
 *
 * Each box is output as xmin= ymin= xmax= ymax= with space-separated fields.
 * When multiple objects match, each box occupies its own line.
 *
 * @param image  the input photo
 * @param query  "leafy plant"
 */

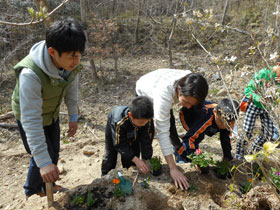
xmin=149 ymin=156 xmax=161 ymax=171
xmin=187 ymin=184 xmax=197 ymax=192
xmin=240 ymin=180 xmax=252 ymax=194
xmin=141 ymin=177 xmax=150 ymax=189
xmin=71 ymin=194 xmax=85 ymax=206
xmin=252 ymin=162 xmax=263 ymax=178
xmin=270 ymin=167 xmax=280 ymax=190
xmin=113 ymin=185 xmax=125 ymax=198
xmin=216 ymin=160 xmax=231 ymax=176
xmin=187 ymin=149 xmax=216 ymax=168
xmin=86 ymin=191 xmax=97 ymax=207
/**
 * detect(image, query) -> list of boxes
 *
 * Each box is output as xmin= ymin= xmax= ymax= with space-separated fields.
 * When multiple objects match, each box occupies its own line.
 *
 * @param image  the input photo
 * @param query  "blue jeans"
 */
xmin=16 ymin=119 xmax=60 ymax=196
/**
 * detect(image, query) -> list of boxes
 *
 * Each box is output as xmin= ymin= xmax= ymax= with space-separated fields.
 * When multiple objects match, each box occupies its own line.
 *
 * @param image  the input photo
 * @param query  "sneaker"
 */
xmin=173 ymin=149 xmax=188 ymax=163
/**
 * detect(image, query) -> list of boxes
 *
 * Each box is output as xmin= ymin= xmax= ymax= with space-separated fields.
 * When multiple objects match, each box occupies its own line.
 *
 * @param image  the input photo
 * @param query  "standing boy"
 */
xmin=235 ymin=66 xmax=280 ymax=159
xmin=11 ymin=19 xmax=86 ymax=198
xmin=101 ymin=96 xmax=154 ymax=175
xmin=175 ymin=99 xmax=240 ymax=162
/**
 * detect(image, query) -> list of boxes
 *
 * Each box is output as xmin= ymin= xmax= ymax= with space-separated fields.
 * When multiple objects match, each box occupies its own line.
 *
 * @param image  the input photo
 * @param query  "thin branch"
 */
xmin=0 ymin=0 xmax=70 ymax=26
xmin=225 ymin=25 xmax=250 ymax=35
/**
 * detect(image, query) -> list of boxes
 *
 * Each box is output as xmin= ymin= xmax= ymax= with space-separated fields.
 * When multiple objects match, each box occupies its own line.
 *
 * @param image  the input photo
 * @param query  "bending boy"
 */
xmin=12 ymin=19 xmax=86 ymax=197
xmin=101 ymin=96 xmax=155 ymax=175
xmin=175 ymin=99 xmax=240 ymax=162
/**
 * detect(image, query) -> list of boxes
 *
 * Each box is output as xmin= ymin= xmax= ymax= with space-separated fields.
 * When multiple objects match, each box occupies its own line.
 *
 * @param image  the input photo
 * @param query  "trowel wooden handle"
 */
xmin=46 ymin=182 xmax=54 ymax=207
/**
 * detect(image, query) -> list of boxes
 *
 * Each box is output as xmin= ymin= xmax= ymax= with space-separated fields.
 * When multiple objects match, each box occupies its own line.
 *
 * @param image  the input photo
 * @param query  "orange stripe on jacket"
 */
xmin=180 ymin=109 xmax=189 ymax=131
xmin=188 ymin=115 xmax=214 ymax=149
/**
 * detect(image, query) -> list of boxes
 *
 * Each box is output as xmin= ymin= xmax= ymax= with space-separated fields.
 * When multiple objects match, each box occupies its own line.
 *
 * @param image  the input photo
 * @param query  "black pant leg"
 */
xmin=170 ymin=109 xmax=181 ymax=147
xmin=101 ymin=120 xmax=118 ymax=175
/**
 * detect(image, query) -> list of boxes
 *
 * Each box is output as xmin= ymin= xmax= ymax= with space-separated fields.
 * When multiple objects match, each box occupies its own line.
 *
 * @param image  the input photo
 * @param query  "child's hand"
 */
xmin=132 ymin=157 xmax=150 ymax=174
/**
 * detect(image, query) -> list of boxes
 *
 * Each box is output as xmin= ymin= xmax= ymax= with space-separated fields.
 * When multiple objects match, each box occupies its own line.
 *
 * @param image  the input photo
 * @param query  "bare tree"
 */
xmin=80 ymin=0 xmax=99 ymax=81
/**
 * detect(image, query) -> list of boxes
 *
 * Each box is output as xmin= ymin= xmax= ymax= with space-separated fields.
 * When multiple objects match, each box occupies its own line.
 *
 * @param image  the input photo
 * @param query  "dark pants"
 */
xmin=169 ymin=109 xmax=181 ymax=148
xmin=16 ymin=119 xmax=60 ymax=196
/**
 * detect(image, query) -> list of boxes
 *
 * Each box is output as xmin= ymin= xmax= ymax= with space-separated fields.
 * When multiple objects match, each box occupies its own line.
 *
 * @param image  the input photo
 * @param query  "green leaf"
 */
xmin=27 ymin=7 xmax=34 ymax=19
xmin=244 ymin=154 xmax=255 ymax=163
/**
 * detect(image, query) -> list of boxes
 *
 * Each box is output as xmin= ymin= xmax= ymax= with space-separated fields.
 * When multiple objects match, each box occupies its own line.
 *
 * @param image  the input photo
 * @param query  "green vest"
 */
xmin=11 ymin=55 xmax=82 ymax=126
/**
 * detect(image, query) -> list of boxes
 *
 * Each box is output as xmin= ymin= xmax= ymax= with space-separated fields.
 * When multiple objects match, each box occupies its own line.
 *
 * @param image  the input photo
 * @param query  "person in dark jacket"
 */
xmin=174 ymin=98 xmax=240 ymax=162
xmin=101 ymin=96 xmax=154 ymax=176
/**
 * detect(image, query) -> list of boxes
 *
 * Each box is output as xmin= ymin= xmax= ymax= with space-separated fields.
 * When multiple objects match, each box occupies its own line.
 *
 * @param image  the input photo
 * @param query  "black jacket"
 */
xmin=180 ymin=101 xmax=233 ymax=160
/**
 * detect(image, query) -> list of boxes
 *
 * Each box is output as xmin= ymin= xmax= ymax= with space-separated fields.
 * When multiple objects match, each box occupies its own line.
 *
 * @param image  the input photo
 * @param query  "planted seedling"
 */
xmin=252 ymin=162 xmax=263 ymax=179
xmin=149 ymin=156 xmax=162 ymax=176
xmin=214 ymin=160 xmax=232 ymax=180
xmin=240 ymin=180 xmax=252 ymax=194
xmin=71 ymin=194 xmax=85 ymax=206
xmin=141 ymin=177 xmax=150 ymax=188
xmin=187 ymin=184 xmax=197 ymax=192
xmin=86 ymin=191 xmax=97 ymax=207
xmin=113 ymin=185 xmax=125 ymax=198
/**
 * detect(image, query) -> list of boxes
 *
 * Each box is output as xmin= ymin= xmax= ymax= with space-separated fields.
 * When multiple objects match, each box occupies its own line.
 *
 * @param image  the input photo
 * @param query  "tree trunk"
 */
xmin=80 ymin=0 xmax=99 ymax=81
xmin=112 ymin=0 xmax=117 ymax=15
xmin=167 ymin=0 xmax=181 ymax=68
xmin=134 ymin=0 xmax=144 ymax=43
xmin=221 ymin=0 xmax=229 ymax=25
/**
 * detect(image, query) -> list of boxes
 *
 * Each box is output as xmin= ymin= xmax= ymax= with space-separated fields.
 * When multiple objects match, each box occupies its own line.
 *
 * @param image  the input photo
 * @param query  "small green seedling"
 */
xmin=71 ymin=194 xmax=85 ymax=206
xmin=187 ymin=184 xmax=196 ymax=192
xmin=141 ymin=177 xmax=150 ymax=188
xmin=113 ymin=185 xmax=125 ymax=198
xmin=240 ymin=180 xmax=252 ymax=194
xmin=86 ymin=192 xmax=97 ymax=207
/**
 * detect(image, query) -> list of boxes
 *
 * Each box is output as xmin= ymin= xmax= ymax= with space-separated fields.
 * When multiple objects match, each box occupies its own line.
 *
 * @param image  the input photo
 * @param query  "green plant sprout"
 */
xmin=71 ymin=194 xmax=85 ymax=206
xmin=216 ymin=160 xmax=231 ymax=176
xmin=141 ymin=177 xmax=150 ymax=188
xmin=270 ymin=167 xmax=280 ymax=190
xmin=113 ymin=185 xmax=125 ymax=198
xmin=86 ymin=191 xmax=97 ymax=207
xmin=240 ymin=180 xmax=252 ymax=194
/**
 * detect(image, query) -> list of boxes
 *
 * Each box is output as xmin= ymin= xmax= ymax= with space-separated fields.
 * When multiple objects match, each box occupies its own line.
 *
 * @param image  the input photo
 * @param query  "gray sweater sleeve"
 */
xmin=19 ymin=68 xmax=52 ymax=168
xmin=64 ymin=73 xmax=79 ymax=117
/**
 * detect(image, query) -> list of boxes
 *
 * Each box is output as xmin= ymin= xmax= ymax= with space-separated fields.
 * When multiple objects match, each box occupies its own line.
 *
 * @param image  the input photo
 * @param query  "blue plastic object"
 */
xmin=117 ymin=171 xmax=132 ymax=195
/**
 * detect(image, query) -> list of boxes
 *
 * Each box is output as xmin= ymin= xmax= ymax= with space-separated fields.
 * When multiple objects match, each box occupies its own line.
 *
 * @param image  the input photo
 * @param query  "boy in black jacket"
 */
xmin=101 ymin=96 xmax=154 ymax=175
xmin=174 ymin=98 xmax=240 ymax=162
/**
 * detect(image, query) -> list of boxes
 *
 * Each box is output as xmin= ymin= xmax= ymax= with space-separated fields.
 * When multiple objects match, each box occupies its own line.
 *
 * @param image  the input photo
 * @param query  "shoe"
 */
xmin=173 ymin=149 xmax=188 ymax=163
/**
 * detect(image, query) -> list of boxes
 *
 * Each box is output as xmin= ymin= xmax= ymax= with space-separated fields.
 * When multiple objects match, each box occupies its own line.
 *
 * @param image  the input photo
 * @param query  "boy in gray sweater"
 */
xmin=12 ymin=19 xmax=86 ymax=198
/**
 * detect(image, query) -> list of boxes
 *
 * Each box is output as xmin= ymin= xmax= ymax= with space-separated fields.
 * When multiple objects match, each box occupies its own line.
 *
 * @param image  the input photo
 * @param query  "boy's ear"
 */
xmin=128 ymin=111 xmax=133 ymax=119
xmin=48 ymin=47 xmax=56 ymax=58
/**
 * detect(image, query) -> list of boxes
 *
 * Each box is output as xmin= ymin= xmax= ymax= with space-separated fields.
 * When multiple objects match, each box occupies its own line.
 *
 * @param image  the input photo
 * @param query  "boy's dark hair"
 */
xmin=216 ymin=98 xmax=240 ymax=122
xmin=174 ymin=73 xmax=208 ymax=109
xmin=129 ymin=96 xmax=154 ymax=119
xmin=46 ymin=18 xmax=86 ymax=55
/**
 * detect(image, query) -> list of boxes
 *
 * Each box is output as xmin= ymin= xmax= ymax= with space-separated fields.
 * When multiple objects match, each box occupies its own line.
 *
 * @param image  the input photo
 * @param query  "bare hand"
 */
xmin=68 ymin=121 xmax=78 ymax=137
xmin=40 ymin=163 xmax=60 ymax=183
xmin=132 ymin=157 xmax=150 ymax=174
xmin=170 ymin=167 xmax=189 ymax=190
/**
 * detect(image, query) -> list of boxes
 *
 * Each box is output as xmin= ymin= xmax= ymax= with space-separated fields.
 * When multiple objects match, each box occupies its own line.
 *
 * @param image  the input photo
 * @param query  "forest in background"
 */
xmin=1 ymin=0 xmax=280 ymax=78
